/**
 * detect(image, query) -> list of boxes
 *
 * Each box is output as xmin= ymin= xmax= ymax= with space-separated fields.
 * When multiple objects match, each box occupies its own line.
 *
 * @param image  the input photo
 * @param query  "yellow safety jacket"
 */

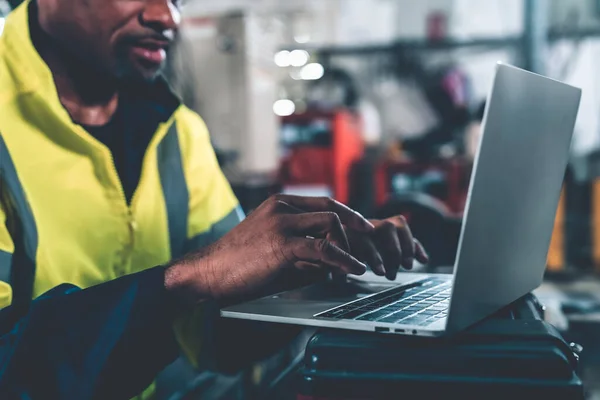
xmin=0 ymin=2 xmax=242 ymax=398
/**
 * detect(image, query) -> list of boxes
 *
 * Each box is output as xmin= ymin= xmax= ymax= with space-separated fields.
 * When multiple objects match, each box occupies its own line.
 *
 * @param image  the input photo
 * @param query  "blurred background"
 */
xmin=4 ymin=0 xmax=600 ymax=398
xmin=165 ymin=0 xmax=600 ymax=397
xmin=158 ymin=0 xmax=600 ymax=275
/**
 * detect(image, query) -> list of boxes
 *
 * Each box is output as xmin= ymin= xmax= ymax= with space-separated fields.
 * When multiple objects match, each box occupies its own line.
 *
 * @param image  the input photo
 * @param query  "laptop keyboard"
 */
xmin=315 ymin=277 xmax=451 ymax=327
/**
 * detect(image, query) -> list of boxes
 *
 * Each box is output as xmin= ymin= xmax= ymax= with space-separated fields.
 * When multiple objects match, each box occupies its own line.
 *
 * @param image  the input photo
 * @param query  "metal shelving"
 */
xmin=282 ymin=37 xmax=523 ymax=56
xmin=281 ymin=0 xmax=600 ymax=75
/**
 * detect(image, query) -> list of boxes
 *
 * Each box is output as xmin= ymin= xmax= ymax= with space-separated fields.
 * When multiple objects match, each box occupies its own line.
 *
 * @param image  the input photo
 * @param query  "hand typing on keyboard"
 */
xmin=166 ymin=195 xmax=428 ymax=305
xmin=346 ymin=216 xmax=429 ymax=281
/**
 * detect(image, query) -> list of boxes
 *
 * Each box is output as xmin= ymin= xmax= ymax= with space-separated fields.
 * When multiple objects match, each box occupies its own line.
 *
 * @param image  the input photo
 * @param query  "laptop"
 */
xmin=221 ymin=63 xmax=582 ymax=337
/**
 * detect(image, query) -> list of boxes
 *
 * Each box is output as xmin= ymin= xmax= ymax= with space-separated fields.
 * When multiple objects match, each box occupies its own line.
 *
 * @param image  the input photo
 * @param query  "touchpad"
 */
xmin=277 ymin=279 xmax=397 ymax=303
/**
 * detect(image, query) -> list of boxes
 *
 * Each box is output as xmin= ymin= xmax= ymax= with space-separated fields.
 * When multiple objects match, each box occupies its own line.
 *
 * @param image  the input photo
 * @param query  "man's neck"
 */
xmin=29 ymin=4 xmax=119 ymax=126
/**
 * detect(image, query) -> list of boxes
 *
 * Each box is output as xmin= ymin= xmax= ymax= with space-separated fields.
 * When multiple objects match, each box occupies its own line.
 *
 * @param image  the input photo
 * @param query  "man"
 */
xmin=0 ymin=0 xmax=428 ymax=399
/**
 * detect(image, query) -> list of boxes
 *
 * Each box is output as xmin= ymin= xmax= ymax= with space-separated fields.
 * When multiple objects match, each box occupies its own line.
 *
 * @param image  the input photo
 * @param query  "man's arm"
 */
xmin=0 ymin=188 xmax=425 ymax=398
xmin=174 ymin=108 xmax=301 ymax=373
xmin=0 ymin=200 xmax=182 ymax=399
xmin=0 ymin=266 xmax=180 ymax=400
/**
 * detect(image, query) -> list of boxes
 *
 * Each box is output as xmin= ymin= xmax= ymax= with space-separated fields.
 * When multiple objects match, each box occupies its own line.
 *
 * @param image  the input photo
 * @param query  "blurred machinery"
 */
xmin=277 ymin=103 xmax=470 ymax=269
xmin=278 ymin=110 xmax=363 ymax=205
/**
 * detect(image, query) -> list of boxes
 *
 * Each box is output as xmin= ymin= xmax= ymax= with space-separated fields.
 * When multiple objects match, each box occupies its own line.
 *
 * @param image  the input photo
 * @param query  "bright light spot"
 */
xmin=300 ymin=63 xmax=324 ymax=80
xmin=0 ymin=18 xmax=5 ymax=36
xmin=294 ymin=34 xmax=310 ymax=44
xmin=273 ymin=99 xmax=295 ymax=116
xmin=274 ymin=50 xmax=290 ymax=67
xmin=289 ymin=50 xmax=309 ymax=67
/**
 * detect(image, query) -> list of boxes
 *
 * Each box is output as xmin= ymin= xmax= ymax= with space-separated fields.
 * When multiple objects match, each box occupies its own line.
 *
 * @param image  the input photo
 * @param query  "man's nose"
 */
xmin=141 ymin=0 xmax=181 ymax=35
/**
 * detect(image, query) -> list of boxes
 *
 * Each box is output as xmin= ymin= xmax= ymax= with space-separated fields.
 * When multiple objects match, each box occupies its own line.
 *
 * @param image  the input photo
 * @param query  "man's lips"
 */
xmin=130 ymin=40 xmax=170 ymax=65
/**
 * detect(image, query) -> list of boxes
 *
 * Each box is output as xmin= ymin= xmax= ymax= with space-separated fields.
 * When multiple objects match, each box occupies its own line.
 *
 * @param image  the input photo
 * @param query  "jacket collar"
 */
xmin=2 ymin=0 xmax=58 ymax=99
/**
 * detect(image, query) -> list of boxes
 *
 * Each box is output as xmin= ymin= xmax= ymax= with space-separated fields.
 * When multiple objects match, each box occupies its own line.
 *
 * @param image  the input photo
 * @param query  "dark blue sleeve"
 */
xmin=0 ymin=266 xmax=180 ymax=400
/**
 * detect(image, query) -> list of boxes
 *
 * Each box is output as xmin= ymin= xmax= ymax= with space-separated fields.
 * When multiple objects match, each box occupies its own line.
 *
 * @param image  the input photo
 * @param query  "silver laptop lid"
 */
xmin=446 ymin=63 xmax=581 ymax=333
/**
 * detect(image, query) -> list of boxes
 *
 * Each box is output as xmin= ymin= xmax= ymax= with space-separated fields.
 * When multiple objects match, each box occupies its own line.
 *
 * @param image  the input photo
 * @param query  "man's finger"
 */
xmin=374 ymin=221 xmax=403 ymax=280
xmin=414 ymin=239 xmax=429 ymax=264
xmin=389 ymin=216 xmax=415 ymax=270
xmin=271 ymin=199 xmax=304 ymax=215
xmin=274 ymin=195 xmax=374 ymax=233
xmin=347 ymin=231 xmax=385 ymax=276
xmin=285 ymin=212 xmax=350 ymax=252
xmin=290 ymin=237 xmax=367 ymax=275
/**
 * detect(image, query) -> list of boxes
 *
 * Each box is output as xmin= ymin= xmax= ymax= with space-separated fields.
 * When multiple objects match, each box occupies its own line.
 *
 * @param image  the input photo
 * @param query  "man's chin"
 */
xmin=115 ymin=61 xmax=164 ymax=84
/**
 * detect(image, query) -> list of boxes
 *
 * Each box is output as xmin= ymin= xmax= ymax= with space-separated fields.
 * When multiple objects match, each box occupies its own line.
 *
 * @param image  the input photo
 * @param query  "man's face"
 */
xmin=40 ymin=0 xmax=181 ymax=82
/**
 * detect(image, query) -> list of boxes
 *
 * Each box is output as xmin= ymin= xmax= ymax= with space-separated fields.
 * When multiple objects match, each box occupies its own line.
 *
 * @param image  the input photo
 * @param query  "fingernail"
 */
xmin=404 ymin=257 xmax=414 ymax=270
xmin=355 ymin=212 xmax=375 ymax=230
xmin=386 ymin=270 xmax=397 ymax=281
xmin=374 ymin=263 xmax=385 ymax=276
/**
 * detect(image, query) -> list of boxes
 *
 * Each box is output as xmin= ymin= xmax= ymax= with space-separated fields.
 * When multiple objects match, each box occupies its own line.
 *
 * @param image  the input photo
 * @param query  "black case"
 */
xmin=299 ymin=294 xmax=584 ymax=400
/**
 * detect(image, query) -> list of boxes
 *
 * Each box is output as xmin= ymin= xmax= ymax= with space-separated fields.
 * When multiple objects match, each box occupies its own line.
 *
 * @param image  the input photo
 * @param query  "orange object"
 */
xmin=280 ymin=110 xmax=364 ymax=205
xmin=331 ymin=112 xmax=364 ymax=204
xmin=547 ymin=187 xmax=565 ymax=271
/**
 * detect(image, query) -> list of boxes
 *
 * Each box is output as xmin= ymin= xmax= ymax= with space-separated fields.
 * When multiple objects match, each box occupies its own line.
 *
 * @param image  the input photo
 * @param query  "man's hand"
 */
xmin=347 ymin=216 xmax=429 ymax=281
xmin=164 ymin=195 xmax=375 ymax=305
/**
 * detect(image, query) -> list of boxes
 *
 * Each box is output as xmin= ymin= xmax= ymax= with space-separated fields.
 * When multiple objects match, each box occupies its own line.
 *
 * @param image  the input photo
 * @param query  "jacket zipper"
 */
xmin=74 ymin=118 xmax=175 ymax=272
xmin=127 ymin=120 xmax=173 ymax=242
xmin=103 ymin=150 xmax=136 ymax=276
xmin=128 ymin=119 xmax=172 ymax=212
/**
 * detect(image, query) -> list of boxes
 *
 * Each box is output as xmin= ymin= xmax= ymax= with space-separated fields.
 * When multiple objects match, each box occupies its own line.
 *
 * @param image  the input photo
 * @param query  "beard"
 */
xmin=112 ymin=53 xmax=165 ymax=84
xmin=112 ymin=38 xmax=169 ymax=84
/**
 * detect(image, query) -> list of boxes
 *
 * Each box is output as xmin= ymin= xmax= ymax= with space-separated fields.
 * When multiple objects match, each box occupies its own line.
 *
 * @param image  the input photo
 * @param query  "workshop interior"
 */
xmin=2 ymin=0 xmax=600 ymax=398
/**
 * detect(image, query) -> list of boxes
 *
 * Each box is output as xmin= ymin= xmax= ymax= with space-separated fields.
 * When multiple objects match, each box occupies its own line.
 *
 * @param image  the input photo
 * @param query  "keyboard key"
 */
xmin=340 ymin=309 xmax=368 ymax=319
xmin=383 ymin=304 xmax=407 ymax=312
xmin=357 ymin=309 xmax=395 ymax=321
xmin=430 ymin=305 xmax=447 ymax=310
xmin=402 ymin=299 xmax=420 ymax=306
xmin=418 ymin=310 xmax=439 ymax=316
xmin=381 ymin=312 xmax=414 ymax=323
xmin=414 ymin=305 xmax=431 ymax=311
xmin=402 ymin=315 xmax=432 ymax=325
